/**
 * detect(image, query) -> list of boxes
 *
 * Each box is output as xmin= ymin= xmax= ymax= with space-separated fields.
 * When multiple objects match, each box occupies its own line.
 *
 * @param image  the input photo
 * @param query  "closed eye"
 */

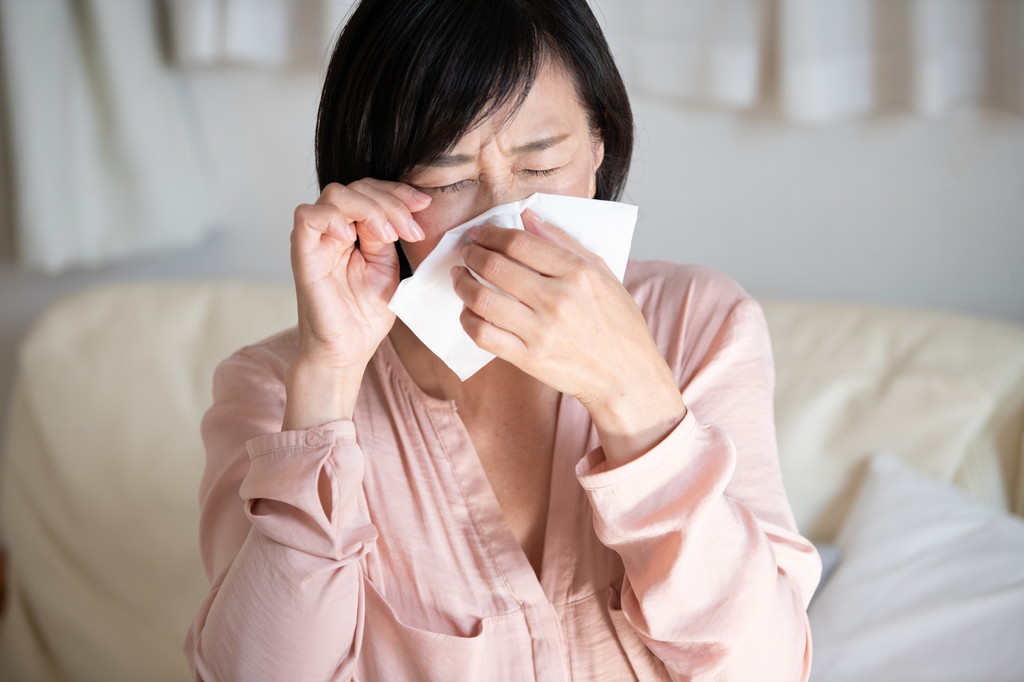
xmin=521 ymin=167 xmax=562 ymax=178
xmin=415 ymin=166 xmax=563 ymax=194
xmin=417 ymin=179 xmax=475 ymax=195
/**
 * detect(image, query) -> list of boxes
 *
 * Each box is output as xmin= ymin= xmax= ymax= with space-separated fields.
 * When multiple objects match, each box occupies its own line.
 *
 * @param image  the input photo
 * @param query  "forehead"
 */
xmin=458 ymin=62 xmax=589 ymax=149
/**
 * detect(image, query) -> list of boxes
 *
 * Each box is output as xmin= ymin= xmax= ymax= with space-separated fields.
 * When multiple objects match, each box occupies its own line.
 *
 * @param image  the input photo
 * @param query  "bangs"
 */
xmin=316 ymin=0 xmax=634 ymax=277
xmin=393 ymin=2 xmax=547 ymax=172
xmin=321 ymin=0 xmax=550 ymax=184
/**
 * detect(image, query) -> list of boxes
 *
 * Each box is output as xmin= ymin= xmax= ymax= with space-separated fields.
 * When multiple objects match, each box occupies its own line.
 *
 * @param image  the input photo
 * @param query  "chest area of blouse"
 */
xmin=350 ymin=363 xmax=636 ymax=680
xmin=462 ymin=406 xmax=558 ymax=577
xmin=355 ymin=374 xmax=612 ymax=597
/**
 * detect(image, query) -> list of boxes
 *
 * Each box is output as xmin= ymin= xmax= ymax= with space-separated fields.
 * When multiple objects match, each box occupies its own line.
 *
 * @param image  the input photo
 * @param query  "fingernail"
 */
xmin=407 ymin=217 xmax=425 ymax=240
xmin=449 ymin=265 xmax=460 ymax=279
xmin=467 ymin=226 xmax=480 ymax=241
xmin=411 ymin=189 xmax=431 ymax=203
xmin=522 ymin=208 xmax=547 ymax=234
xmin=383 ymin=221 xmax=399 ymax=241
xmin=344 ymin=224 xmax=357 ymax=241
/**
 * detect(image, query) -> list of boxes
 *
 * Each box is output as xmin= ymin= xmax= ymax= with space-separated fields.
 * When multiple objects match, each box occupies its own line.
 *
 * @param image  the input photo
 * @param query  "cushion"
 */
xmin=808 ymin=455 xmax=1024 ymax=682
xmin=807 ymin=542 xmax=840 ymax=607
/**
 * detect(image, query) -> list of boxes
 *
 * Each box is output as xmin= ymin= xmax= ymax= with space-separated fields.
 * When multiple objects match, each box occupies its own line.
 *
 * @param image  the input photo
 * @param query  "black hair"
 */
xmin=315 ymin=0 xmax=633 ymax=276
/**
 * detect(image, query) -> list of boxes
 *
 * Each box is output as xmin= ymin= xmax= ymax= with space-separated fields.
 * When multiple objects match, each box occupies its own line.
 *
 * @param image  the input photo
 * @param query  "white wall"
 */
xmin=625 ymin=99 xmax=1024 ymax=321
xmin=2 ymin=57 xmax=1024 ymax=441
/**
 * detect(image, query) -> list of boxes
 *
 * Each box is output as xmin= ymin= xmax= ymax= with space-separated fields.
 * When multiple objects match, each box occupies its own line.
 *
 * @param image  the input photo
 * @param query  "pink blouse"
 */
xmin=184 ymin=261 xmax=821 ymax=681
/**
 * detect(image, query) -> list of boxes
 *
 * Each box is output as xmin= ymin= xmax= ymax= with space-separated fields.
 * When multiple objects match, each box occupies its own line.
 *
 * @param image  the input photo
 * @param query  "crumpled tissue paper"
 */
xmin=388 ymin=192 xmax=637 ymax=381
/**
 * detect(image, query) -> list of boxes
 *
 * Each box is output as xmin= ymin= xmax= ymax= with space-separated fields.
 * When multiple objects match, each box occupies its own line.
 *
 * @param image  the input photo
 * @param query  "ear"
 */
xmin=592 ymin=136 xmax=605 ymax=173
xmin=589 ymin=136 xmax=605 ymax=198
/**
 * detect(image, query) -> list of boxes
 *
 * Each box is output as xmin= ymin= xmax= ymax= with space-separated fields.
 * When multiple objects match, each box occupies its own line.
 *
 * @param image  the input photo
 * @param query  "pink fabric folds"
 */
xmin=185 ymin=261 xmax=821 ymax=681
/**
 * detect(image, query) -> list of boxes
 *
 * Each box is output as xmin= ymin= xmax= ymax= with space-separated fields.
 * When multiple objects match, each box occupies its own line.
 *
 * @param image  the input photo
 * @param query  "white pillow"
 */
xmin=808 ymin=455 xmax=1024 ymax=682
xmin=808 ymin=543 xmax=841 ymax=607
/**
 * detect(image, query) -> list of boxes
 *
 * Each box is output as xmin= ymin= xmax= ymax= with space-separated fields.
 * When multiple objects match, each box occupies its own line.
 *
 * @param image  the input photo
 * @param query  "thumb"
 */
xmin=521 ymin=208 xmax=600 ymax=263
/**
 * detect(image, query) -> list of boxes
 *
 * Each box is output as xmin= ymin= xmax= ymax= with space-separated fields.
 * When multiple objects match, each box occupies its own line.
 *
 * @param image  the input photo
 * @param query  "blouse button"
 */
xmin=304 ymin=430 xmax=326 ymax=447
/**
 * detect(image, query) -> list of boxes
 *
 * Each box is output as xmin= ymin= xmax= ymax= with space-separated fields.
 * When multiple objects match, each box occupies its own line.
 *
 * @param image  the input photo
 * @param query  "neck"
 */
xmin=387 ymin=320 xmax=558 ymax=413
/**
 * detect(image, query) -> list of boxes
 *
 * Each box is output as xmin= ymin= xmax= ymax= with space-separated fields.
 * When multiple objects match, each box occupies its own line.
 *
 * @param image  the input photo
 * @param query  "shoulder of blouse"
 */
xmin=623 ymin=260 xmax=751 ymax=313
xmin=622 ymin=259 xmax=763 ymax=367
xmin=214 ymin=326 xmax=301 ymax=385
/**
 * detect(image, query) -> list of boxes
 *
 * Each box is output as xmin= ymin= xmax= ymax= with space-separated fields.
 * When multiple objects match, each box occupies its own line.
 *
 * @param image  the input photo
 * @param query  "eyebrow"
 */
xmin=424 ymin=133 xmax=571 ymax=168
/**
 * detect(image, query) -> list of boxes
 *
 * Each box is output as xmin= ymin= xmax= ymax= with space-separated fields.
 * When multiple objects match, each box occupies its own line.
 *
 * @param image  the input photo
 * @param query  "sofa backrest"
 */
xmin=2 ymin=282 xmax=1023 ymax=679
xmin=764 ymin=299 xmax=1024 ymax=542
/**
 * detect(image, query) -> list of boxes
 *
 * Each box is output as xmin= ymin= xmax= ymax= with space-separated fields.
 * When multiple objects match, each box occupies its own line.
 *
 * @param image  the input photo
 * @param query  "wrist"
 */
xmin=583 ymin=368 xmax=686 ymax=468
xmin=282 ymin=357 xmax=366 ymax=431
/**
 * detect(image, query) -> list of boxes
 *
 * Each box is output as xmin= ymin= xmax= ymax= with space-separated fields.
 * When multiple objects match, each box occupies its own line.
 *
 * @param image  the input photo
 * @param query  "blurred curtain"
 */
xmin=165 ymin=0 xmax=292 ymax=67
xmin=161 ymin=0 xmax=355 ymax=67
xmin=0 ymin=0 xmax=226 ymax=272
xmin=596 ymin=0 xmax=1024 ymax=123
xmin=0 ymin=0 xmax=358 ymax=272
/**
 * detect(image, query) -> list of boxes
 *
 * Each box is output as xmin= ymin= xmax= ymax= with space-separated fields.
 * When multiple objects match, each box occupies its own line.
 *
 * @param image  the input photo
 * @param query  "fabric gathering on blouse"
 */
xmin=184 ymin=260 xmax=822 ymax=681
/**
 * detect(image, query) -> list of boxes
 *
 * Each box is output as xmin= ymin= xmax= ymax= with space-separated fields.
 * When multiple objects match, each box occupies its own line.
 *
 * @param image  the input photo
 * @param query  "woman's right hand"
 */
xmin=284 ymin=179 xmax=430 ymax=429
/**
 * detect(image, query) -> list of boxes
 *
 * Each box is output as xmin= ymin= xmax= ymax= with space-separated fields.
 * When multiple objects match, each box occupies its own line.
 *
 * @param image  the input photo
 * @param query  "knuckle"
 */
xmin=504 ymin=230 xmax=532 ymax=257
xmin=473 ymin=250 xmax=505 ymax=281
xmin=322 ymin=182 xmax=347 ymax=201
xmin=349 ymin=180 xmax=408 ymax=222
xmin=383 ymin=194 xmax=412 ymax=220
xmin=546 ymin=295 xmax=571 ymax=320
xmin=563 ymin=259 xmax=592 ymax=287
xmin=466 ymin=286 xmax=492 ymax=315
xmin=358 ymin=176 xmax=389 ymax=191
xmin=460 ymin=308 xmax=483 ymax=336
xmin=472 ymin=319 xmax=500 ymax=350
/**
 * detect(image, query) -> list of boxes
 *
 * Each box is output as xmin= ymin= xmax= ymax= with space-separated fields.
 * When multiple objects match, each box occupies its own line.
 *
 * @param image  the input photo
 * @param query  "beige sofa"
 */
xmin=2 ymin=280 xmax=1023 ymax=681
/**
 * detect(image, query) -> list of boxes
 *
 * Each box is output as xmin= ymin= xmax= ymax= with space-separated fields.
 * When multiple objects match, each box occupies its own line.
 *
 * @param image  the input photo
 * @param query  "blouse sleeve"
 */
xmin=183 ymin=346 xmax=377 ymax=682
xmin=576 ymin=291 xmax=822 ymax=681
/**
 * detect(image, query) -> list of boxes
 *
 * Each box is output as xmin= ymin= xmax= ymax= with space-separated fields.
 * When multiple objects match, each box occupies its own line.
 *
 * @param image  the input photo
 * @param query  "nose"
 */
xmin=469 ymin=179 xmax=533 ymax=217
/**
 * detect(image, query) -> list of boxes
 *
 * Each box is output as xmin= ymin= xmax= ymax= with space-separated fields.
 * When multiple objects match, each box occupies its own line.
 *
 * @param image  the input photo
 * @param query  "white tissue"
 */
xmin=388 ymin=192 xmax=637 ymax=381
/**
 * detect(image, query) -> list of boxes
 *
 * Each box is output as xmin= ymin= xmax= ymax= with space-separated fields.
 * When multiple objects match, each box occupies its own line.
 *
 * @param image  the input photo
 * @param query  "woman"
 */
xmin=185 ymin=0 xmax=821 ymax=679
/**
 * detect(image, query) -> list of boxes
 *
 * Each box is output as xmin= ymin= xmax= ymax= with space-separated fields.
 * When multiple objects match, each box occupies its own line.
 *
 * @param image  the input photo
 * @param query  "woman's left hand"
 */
xmin=451 ymin=208 xmax=687 ymax=464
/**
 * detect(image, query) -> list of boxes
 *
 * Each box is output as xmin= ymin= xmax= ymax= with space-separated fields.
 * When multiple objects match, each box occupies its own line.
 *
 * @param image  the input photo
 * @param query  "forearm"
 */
xmin=191 ymin=529 xmax=365 ymax=681
xmin=188 ymin=421 xmax=377 ymax=681
xmin=578 ymin=415 xmax=819 ymax=681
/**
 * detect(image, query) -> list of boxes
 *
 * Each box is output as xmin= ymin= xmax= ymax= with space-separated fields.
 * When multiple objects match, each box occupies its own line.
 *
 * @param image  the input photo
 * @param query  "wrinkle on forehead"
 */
xmin=413 ymin=62 xmax=587 ymax=171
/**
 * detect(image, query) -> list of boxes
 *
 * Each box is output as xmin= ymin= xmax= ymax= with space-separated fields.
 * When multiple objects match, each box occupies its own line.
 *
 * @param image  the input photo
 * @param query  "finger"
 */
xmin=355 ymin=178 xmax=433 ymax=213
xmin=458 ymin=304 xmax=528 ymax=362
xmin=358 ymin=235 xmax=400 ymax=269
xmin=317 ymin=182 xmax=400 ymax=244
xmin=450 ymin=265 xmax=534 ymax=334
xmin=348 ymin=180 xmax=428 ymax=242
xmin=292 ymin=203 xmax=356 ymax=255
xmin=466 ymin=223 xmax=579 ymax=277
xmin=520 ymin=208 xmax=609 ymax=271
xmin=459 ymin=240 xmax=545 ymax=304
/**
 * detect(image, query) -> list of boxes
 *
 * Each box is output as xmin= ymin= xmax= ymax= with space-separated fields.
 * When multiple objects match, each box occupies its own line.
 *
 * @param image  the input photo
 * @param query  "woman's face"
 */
xmin=399 ymin=61 xmax=605 ymax=270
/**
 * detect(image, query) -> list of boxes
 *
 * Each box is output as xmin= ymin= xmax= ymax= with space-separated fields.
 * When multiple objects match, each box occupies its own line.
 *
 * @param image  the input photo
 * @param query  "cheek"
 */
xmin=550 ymin=171 xmax=596 ymax=198
xmin=399 ymin=160 xmax=600 ymax=270
xmin=399 ymin=204 xmax=460 ymax=270
xmin=549 ymin=154 xmax=601 ymax=198
xmin=398 ymin=193 xmax=503 ymax=270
